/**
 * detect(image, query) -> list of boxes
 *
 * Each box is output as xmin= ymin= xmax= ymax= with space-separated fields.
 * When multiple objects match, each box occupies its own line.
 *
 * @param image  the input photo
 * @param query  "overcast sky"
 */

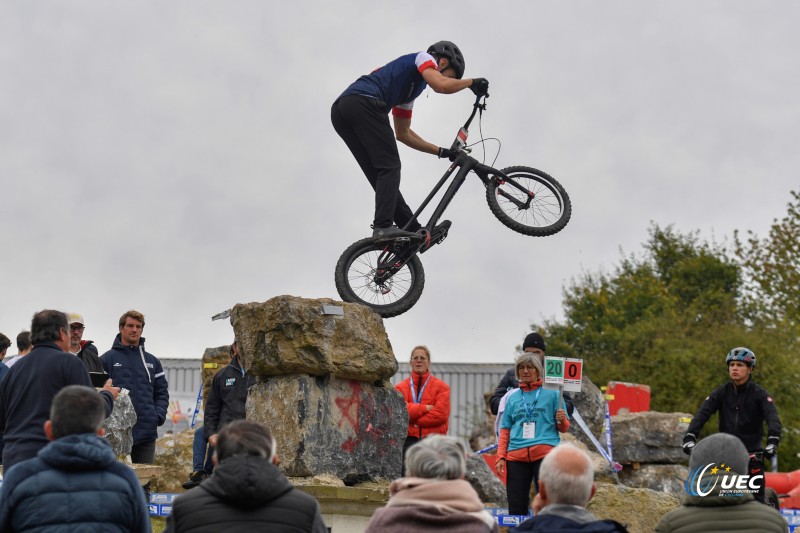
xmin=1 ymin=1 xmax=797 ymax=367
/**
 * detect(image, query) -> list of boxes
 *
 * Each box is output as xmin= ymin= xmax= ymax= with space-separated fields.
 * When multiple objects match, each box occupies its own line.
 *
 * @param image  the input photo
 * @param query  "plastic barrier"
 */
xmin=485 ymin=507 xmax=531 ymax=527
xmin=781 ymin=509 xmax=799 ymax=532
xmin=767 ymin=471 xmax=800 ymax=510
xmin=606 ymin=381 xmax=651 ymax=415
xmin=150 ymin=493 xmax=178 ymax=516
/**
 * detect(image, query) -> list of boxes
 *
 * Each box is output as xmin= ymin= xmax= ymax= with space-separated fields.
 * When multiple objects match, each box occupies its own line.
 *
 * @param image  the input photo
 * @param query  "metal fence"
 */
xmin=161 ymin=359 xmax=512 ymax=440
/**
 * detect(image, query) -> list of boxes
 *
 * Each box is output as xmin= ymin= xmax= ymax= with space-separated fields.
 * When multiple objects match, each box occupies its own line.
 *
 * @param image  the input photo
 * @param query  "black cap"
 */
xmin=522 ymin=332 xmax=546 ymax=352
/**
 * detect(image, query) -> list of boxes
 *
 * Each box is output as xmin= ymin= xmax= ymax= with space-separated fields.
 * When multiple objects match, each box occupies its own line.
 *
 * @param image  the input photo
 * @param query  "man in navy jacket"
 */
xmin=100 ymin=309 xmax=169 ymax=466
xmin=0 ymin=310 xmax=117 ymax=472
xmin=0 ymin=385 xmax=149 ymax=532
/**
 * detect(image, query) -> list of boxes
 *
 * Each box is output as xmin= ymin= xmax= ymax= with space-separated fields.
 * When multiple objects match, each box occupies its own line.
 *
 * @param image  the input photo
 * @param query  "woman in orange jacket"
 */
xmin=394 ymin=345 xmax=451 ymax=472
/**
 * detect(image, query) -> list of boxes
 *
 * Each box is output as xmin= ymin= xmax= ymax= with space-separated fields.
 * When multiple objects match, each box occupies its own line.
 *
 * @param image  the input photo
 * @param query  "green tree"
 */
xmin=535 ymin=222 xmax=800 ymax=470
xmin=735 ymin=190 xmax=800 ymax=326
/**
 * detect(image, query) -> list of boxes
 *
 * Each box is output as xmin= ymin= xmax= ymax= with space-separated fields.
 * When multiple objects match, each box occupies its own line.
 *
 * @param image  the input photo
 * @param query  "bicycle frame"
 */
xmin=405 ymin=95 xmax=538 ymax=234
xmin=374 ymin=94 xmax=534 ymax=279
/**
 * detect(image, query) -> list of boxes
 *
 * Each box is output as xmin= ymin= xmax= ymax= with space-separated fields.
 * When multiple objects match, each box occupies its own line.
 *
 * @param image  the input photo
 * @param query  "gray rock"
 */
xmin=153 ymin=428 xmax=195 ymax=493
xmin=611 ymin=411 xmax=693 ymax=464
xmin=103 ymin=389 xmax=137 ymax=458
xmin=231 ymin=296 xmax=398 ymax=382
xmin=465 ymin=455 xmax=507 ymax=506
xmin=589 ymin=482 xmax=680 ymax=533
xmin=561 ymin=433 xmax=620 ymax=485
xmin=246 ymin=375 xmax=408 ymax=484
xmin=618 ymin=463 xmax=689 ymax=496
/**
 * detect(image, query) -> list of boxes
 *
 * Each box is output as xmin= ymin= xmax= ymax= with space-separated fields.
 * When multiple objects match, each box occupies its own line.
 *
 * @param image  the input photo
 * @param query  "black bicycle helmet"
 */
xmin=427 ymin=40 xmax=465 ymax=79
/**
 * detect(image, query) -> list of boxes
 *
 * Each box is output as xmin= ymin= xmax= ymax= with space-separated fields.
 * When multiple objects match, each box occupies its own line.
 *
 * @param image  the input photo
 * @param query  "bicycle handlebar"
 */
xmin=463 ymin=94 xmax=488 ymax=131
xmin=448 ymin=95 xmax=488 ymax=155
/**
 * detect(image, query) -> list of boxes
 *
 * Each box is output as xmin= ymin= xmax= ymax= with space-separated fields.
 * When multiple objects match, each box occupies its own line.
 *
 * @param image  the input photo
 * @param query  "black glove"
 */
xmin=470 ymin=77 xmax=489 ymax=96
xmin=438 ymin=147 xmax=455 ymax=159
xmin=682 ymin=434 xmax=696 ymax=455
xmin=765 ymin=437 xmax=779 ymax=460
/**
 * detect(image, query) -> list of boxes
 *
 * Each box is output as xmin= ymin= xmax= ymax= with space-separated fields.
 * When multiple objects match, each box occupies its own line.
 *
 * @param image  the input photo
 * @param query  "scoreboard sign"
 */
xmin=544 ymin=357 xmax=584 ymax=393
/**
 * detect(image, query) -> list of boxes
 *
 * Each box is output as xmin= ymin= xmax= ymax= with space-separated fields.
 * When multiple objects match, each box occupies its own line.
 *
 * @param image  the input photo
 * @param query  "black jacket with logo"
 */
xmin=686 ymin=377 xmax=781 ymax=451
xmin=204 ymin=357 xmax=256 ymax=437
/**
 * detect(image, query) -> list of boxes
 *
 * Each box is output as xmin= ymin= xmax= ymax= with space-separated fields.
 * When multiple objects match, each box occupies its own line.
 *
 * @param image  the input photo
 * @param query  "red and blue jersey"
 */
xmin=338 ymin=52 xmax=438 ymax=118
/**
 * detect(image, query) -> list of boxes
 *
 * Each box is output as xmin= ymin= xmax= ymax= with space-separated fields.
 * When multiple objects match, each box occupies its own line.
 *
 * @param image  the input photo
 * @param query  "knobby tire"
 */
xmin=334 ymin=237 xmax=425 ymax=318
xmin=486 ymin=166 xmax=572 ymax=237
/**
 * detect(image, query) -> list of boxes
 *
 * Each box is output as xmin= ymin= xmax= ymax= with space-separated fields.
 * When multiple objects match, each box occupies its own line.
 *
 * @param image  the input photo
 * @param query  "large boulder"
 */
xmin=152 ymin=428 xmax=195 ymax=493
xmin=246 ymin=375 xmax=407 ymax=484
xmin=231 ymin=296 xmax=397 ymax=382
xmin=102 ymin=389 xmax=137 ymax=458
xmin=588 ymin=482 xmax=680 ymax=533
xmin=618 ymin=464 xmax=689 ymax=496
xmin=611 ymin=411 xmax=692 ymax=464
xmin=465 ymin=455 xmax=506 ymax=506
xmin=560 ymin=433 xmax=620 ymax=485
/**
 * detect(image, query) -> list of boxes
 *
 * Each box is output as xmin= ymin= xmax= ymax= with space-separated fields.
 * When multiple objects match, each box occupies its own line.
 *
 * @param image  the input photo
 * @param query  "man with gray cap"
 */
xmin=490 ymin=332 xmax=574 ymax=416
xmin=655 ymin=433 xmax=787 ymax=532
xmin=67 ymin=313 xmax=104 ymax=373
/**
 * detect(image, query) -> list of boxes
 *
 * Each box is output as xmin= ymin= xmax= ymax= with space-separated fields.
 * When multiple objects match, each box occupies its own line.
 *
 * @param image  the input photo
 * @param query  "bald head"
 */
xmin=539 ymin=442 xmax=595 ymax=507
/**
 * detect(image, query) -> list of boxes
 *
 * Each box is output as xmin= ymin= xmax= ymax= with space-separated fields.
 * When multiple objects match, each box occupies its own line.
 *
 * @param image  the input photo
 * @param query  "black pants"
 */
xmin=132 ymin=440 xmax=156 ymax=503
xmin=506 ymin=459 xmax=542 ymax=516
xmin=131 ymin=440 xmax=156 ymax=464
xmin=331 ymin=95 xmax=419 ymax=230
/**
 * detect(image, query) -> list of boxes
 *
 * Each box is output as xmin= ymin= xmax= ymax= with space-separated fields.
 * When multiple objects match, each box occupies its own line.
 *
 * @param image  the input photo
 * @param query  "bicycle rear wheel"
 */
xmin=334 ymin=237 xmax=425 ymax=318
xmin=486 ymin=166 xmax=571 ymax=237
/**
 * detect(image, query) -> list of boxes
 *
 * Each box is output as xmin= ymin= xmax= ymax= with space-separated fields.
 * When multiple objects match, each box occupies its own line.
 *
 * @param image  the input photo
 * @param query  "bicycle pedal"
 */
xmin=420 ymin=230 xmax=448 ymax=255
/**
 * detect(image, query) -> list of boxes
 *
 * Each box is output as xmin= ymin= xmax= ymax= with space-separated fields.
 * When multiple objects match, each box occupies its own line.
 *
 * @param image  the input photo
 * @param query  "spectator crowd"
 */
xmin=0 ymin=313 xmax=788 ymax=532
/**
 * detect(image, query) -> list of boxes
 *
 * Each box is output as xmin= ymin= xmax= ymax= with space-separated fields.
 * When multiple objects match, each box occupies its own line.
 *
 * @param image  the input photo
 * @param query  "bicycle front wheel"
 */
xmin=486 ymin=166 xmax=571 ymax=237
xmin=334 ymin=237 xmax=425 ymax=318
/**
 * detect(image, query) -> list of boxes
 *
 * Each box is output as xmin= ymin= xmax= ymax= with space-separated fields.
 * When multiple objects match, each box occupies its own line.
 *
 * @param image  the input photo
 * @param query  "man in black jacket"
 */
xmin=166 ymin=420 xmax=326 ymax=533
xmin=182 ymin=340 xmax=256 ymax=489
xmin=489 ymin=333 xmax=574 ymax=416
xmin=0 ymin=310 xmax=117 ymax=472
xmin=683 ymin=346 xmax=781 ymax=504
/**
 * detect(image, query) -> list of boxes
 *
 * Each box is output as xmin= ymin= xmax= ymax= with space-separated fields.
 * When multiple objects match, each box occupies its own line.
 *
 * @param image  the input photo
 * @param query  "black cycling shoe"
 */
xmin=181 ymin=470 xmax=209 ymax=489
xmin=372 ymin=226 xmax=420 ymax=242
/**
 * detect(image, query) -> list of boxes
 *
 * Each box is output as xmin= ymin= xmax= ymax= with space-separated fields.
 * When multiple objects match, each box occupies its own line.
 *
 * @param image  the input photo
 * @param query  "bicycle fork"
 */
xmin=374 ymin=240 xmax=420 ymax=293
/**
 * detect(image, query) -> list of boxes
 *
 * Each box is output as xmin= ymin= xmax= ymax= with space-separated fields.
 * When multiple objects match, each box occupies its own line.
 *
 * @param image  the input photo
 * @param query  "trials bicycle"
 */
xmin=334 ymin=94 xmax=571 ymax=318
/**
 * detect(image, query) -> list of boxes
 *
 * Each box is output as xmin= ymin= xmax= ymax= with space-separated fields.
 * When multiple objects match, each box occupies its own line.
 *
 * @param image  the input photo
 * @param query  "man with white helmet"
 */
xmin=683 ymin=347 xmax=782 ymax=504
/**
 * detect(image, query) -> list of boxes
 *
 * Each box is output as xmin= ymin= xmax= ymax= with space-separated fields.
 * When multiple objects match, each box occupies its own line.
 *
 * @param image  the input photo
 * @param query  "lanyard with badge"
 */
xmin=409 ymin=375 xmax=432 ymax=404
xmin=520 ymin=388 xmax=541 ymax=439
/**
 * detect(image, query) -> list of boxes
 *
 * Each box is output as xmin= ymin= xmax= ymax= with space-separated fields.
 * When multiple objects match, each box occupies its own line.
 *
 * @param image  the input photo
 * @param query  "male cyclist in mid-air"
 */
xmin=682 ymin=347 xmax=782 ymax=505
xmin=331 ymin=41 xmax=489 ymax=242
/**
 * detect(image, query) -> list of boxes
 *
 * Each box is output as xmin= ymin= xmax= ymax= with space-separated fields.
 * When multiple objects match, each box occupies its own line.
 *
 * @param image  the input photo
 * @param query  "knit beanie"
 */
xmin=689 ymin=433 xmax=749 ymax=475
xmin=522 ymin=332 xmax=546 ymax=352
